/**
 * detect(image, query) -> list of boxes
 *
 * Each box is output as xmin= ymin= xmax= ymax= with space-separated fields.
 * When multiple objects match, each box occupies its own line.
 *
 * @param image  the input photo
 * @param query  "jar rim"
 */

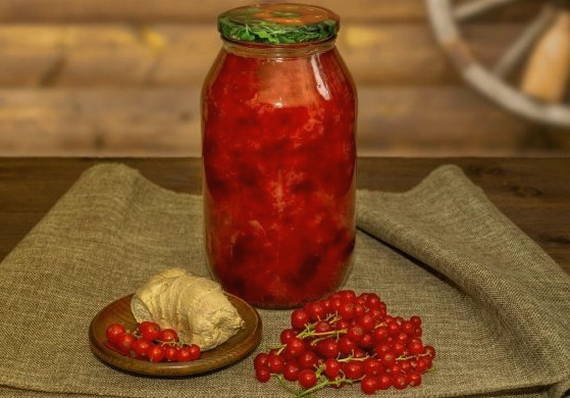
xmin=222 ymin=36 xmax=336 ymax=58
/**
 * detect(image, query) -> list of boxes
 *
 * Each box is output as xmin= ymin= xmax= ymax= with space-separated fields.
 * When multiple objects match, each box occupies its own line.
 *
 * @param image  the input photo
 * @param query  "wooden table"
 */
xmin=1 ymin=158 xmax=568 ymax=273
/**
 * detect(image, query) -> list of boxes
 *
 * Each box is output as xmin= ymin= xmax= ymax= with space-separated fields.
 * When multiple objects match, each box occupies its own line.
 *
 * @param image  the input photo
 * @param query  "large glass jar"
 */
xmin=202 ymin=3 xmax=356 ymax=308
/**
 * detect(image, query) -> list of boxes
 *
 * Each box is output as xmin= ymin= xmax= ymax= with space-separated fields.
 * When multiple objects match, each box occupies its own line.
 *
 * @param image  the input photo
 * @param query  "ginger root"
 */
xmin=130 ymin=268 xmax=244 ymax=351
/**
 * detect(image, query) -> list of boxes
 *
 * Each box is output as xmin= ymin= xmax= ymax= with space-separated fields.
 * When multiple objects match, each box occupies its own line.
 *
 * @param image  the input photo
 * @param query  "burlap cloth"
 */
xmin=0 ymin=164 xmax=568 ymax=398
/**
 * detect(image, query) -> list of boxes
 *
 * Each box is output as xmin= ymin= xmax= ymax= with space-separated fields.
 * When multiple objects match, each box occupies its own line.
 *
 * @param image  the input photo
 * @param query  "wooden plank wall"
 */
xmin=0 ymin=0 xmax=568 ymax=157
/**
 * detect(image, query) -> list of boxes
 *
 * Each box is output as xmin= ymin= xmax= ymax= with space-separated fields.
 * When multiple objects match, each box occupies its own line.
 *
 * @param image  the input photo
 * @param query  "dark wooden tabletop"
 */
xmin=1 ymin=158 xmax=568 ymax=273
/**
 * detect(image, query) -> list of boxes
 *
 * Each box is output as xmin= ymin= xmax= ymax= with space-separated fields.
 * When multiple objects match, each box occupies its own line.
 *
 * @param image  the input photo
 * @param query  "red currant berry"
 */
xmin=131 ymin=338 xmax=152 ymax=358
xmin=356 ymin=297 xmax=367 ymax=307
xmin=158 ymin=329 xmax=178 ymax=343
xmin=176 ymin=346 xmax=193 ymax=362
xmin=413 ymin=327 xmax=423 ymax=337
xmin=317 ymin=339 xmax=339 ymax=359
xmin=324 ymin=359 xmax=341 ymax=380
xmin=373 ymin=343 xmax=391 ymax=356
xmin=392 ymin=342 xmax=406 ymax=356
xmin=347 ymin=325 xmax=364 ymax=343
xmin=280 ymin=329 xmax=297 ymax=344
xmin=105 ymin=324 xmax=126 ymax=345
xmin=306 ymin=302 xmax=325 ymax=321
xmin=164 ymin=346 xmax=178 ymax=362
xmin=400 ymin=360 xmax=412 ymax=372
xmin=147 ymin=344 xmax=165 ymax=362
xmin=114 ymin=332 xmax=136 ymax=355
xmin=254 ymin=353 xmax=269 ymax=370
xmin=291 ymin=309 xmax=310 ymax=330
xmin=366 ymin=294 xmax=382 ymax=309
xmin=393 ymin=374 xmax=408 ymax=389
xmin=416 ymin=357 xmax=429 ymax=372
xmin=338 ymin=290 xmax=356 ymax=302
xmin=395 ymin=332 xmax=409 ymax=344
xmin=425 ymin=356 xmax=433 ymax=369
xmin=363 ymin=358 xmax=382 ymax=376
xmin=339 ymin=302 xmax=355 ymax=320
xmin=267 ymin=355 xmax=285 ymax=373
xmin=314 ymin=321 xmax=332 ymax=333
xmin=402 ymin=321 xmax=414 ymax=335
xmin=410 ymin=316 xmax=422 ymax=327
xmin=187 ymin=344 xmax=201 ymax=360
xmin=297 ymin=350 xmax=318 ymax=369
xmin=321 ymin=299 xmax=332 ymax=313
xmin=388 ymin=322 xmax=400 ymax=335
xmin=354 ymin=304 xmax=365 ymax=318
xmin=298 ymin=369 xmax=317 ymax=388
xmin=336 ymin=320 xmax=350 ymax=330
xmin=357 ymin=314 xmax=375 ymax=332
xmin=369 ymin=309 xmax=384 ymax=322
xmin=138 ymin=321 xmax=161 ymax=341
xmin=388 ymin=364 xmax=401 ymax=375
xmin=285 ymin=337 xmax=305 ymax=358
xmin=407 ymin=372 xmax=422 ymax=387
xmin=283 ymin=362 xmax=301 ymax=381
xmin=380 ymin=352 xmax=396 ymax=367
xmin=373 ymin=326 xmax=389 ymax=343
xmin=424 ymin=345 xmax=436 ymax=358
xmin=377 ymin=373 xmax=392 ymax=390
xmin=361 ymin=375 xmax=378 ymax=395
xmin=408 ymin=340 xmax=424 ymax=355
xmin=353 ymin=348 xmax=367 ymax=358
xmin=338 ymin=336 xmax=356 ymax=355
xmin=330 ymin=297 xmax=343 ymax=311
xmin=359 ymin=333 xmax=374 ymax=349
xmin=255 ymin=368 xmax=271 ymax=383
xmin=343 ymin=361 xmax=364 ymax=379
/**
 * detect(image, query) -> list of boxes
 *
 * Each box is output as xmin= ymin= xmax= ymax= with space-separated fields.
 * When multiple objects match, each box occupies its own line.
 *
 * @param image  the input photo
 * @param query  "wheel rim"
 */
xmin=426 ymin=0 xmax=570 ymax=129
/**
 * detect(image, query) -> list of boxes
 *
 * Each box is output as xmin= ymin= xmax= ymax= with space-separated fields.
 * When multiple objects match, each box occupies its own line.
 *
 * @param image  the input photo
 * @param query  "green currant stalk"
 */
xmin=337 ymin=354 xmax=369 ymax=363
xmin=275 ymin=375 xmax=302 ymax=396
xmin=295 ymin=375 xmax=364 ymax=397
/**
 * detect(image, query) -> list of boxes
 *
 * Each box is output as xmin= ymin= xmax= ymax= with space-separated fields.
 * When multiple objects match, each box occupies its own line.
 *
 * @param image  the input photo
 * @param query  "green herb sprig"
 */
xmin=218 ymin=16 xmax=338 ymax=44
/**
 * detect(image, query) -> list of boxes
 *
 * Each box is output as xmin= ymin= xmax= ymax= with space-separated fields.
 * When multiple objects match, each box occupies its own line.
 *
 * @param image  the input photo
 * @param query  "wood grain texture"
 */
xmin=89 ymin=294 xmax=262 ymax=376
xmin=0 ymin=0 xmax=543 ymax=23
xmin=0 ymin=87 xmax=568 ymax=157
xmin=0 ymin=23 xmax=527 ymax=87
xmin=0 ymin=158 xmax=568 ymax=272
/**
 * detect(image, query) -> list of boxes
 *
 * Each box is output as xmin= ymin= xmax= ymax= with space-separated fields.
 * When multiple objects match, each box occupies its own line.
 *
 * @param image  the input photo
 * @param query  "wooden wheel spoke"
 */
xmin=493 ymin=6 xmax=556 ymax=77
xmin=454 ymin=0 xmax=521 ymax=22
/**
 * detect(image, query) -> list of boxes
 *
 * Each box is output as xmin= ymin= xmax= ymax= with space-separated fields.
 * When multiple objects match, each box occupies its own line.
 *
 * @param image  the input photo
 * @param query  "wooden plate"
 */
xmin=89 ymin=293 xmax=262 ymax=377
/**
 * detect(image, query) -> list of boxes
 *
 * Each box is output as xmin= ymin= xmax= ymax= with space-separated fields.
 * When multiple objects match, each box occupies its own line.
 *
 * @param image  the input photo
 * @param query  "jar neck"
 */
xmin=222 ymin=37 xmax=336 ymax=58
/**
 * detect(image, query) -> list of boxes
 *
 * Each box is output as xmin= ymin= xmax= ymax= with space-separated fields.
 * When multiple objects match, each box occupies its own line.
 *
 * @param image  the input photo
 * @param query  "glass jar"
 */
xmin=202 ymin=3 xmax=356 ymax=308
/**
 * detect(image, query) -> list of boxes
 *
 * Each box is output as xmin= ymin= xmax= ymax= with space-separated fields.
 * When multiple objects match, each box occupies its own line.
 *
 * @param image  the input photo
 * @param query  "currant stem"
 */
xmin=275 ymin=374 xmax=302 ymax=396
xmin=396 ymin=352 xmax=431 ymax=361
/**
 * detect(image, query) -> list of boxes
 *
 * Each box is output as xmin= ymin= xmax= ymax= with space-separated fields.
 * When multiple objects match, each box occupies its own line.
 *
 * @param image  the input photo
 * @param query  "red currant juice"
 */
xmin=202 ymin=44 xmax=356 ymax=308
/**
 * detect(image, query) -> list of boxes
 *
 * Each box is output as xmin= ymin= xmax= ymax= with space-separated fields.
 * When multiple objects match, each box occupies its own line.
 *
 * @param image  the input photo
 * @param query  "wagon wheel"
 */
xmin=427 ymin=0 xmax=570 ymax=128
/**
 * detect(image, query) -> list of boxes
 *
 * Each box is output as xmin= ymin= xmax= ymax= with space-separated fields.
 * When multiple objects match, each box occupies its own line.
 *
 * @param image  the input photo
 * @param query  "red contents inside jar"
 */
xmin=203 ymin=5 xmax=356 ymax=308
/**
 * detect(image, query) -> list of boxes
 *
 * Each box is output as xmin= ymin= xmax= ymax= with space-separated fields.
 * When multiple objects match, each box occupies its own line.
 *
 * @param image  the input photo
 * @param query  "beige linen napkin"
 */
xmin=0 ymin=164 xmax=568 ymax=398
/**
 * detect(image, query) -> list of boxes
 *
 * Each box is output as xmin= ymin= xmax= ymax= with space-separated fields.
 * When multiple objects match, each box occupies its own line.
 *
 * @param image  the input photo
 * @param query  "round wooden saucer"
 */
xmin=89 ymin=293 xmax=262 ymax=377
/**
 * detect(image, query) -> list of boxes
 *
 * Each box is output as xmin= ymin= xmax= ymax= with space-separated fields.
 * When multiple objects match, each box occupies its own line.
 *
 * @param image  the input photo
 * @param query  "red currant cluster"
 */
xmin=105 ymin=321 xmax=201 ymax=363
xmin=253 ymin=290 xmax=436 ymax=396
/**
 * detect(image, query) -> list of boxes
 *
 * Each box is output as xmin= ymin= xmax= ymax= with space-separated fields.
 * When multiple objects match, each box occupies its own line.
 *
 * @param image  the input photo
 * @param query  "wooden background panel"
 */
xmin=0 ymin=23 xmax=524 ymax=87
xmin=0 ymin=0 xmax=565 ymax=158
xmin=0 ymin=0 xmax=543 ymax=23
xmin=0 ymin=87 xmax=568 ymax=157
